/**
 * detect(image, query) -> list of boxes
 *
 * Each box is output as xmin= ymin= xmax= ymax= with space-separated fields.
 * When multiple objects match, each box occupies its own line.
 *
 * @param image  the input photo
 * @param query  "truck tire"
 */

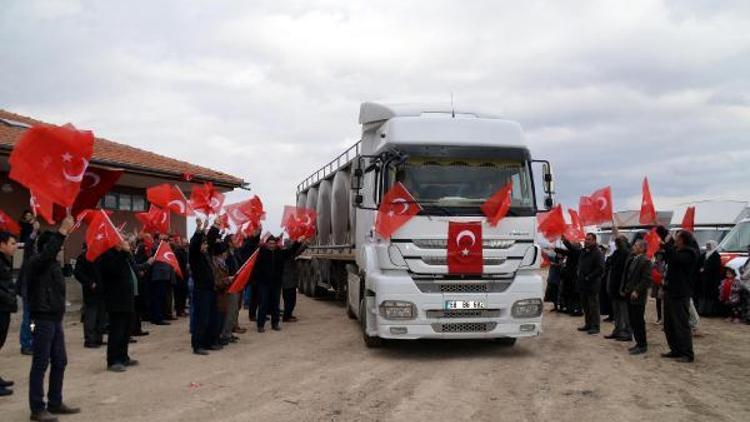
xmin=359 ymin=298 xmax=383 ymax=348
xmin=494 ymin=337 xmax=517 ymax=347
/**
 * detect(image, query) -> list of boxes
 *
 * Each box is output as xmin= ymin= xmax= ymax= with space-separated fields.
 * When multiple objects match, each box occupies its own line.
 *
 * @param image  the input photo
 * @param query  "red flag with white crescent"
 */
xmin=190 ymin=182 xmax=225 ymax=216
xmin=85 ymin=210 xmax=123 ymax=261
xmin=578 ymin=186 xmax=613 ymax=226
xmin=644 ymin=228 xmax=661 ymax=259
xmin=374 ymin=182 xmax=422 ymax=239
xmin=9 ymin=124 xmax=94 ymax=207
xmin=639 ymin=177 xmax=657 ymax=225
xmin=155 ymin=240 xmax=183 ymax=279
xmin=564 ymin=208 xmax=586 ymax=242
xmin=281 ymin=206 xmax=317 ymax=241
xmin=148 ymin=184 xmax=194 ymax=216
xmin=447 ymin=221 xmax=483 ymax=274
xmin=537 ymin=205 xmax=566 ymax=241
xmin=53 ymin=167 xmax=123 ymax=223
xmin=481 ymin=182 xmax=512 ymax=227
xmin=135 ymin=205 xmax=170 ymax=234
xmin=225 ymin=196 xmax=265 ymax=227
xmin=227 ymin=249 xmax=259 ymax=294
xmin=681 ymin=206 xmax=695 ymax=233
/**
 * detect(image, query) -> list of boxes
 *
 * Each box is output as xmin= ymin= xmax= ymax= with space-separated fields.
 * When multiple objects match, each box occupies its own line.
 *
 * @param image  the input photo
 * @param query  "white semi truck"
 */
xmin=294 ymin=102 xmax=554 ymax=347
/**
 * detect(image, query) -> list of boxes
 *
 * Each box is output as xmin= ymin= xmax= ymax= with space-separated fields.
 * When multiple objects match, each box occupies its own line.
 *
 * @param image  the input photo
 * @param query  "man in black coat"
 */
xmin=0 ymin=231 xmax=19 ymax=396
xmin=574 ymin=233 xmax=605 ymax=335
xmin=26 ymin=216 xmax=80 ymax=421
xmin=149 ymin=250 xmax=174 ymax=326
xmin=662 ymin=231 xmax=699 ymax=363
xmin=96 ymin=240 xmax=152 ymax=372
xmin=74 ymin=244 xmax=106 ymax=349
xmin=556 ymin=239 xmax=582 ymax=315
xmin=189 ymin=220 xmax=221 ymax=355
xmin=173 ymin=237 xmax=189 ymax=317
xmin=621 ymin=239 xmax=653 ymax=355
xmin=604 ymin=236 xmax=632 ymax=341
xmin=254 ymin=236 xmax=305 ymax=332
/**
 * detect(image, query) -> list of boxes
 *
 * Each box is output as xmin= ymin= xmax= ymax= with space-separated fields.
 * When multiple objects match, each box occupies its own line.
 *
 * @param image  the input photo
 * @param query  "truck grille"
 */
xmin=413 ymin=239 xmax=515 ymax=249
xmin=440 ymin=283 xmax=487 ymax=293
xmin=426 ymin=309 xmax=501 ymax=319
xmin=420 ymin=257 xmax=505 ymax=266
xmin=432 ymin=322 xmax=498 ymax=333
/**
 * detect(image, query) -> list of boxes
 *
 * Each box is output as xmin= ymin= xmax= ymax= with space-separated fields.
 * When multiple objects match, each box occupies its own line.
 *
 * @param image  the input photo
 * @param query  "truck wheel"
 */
xmin=359 ymin=298 xmax=383 ymax=348
xmin=301 ymin=264 xmax=312 ymax=296
xmin=494 ymin=338 xmax=517 ymax=347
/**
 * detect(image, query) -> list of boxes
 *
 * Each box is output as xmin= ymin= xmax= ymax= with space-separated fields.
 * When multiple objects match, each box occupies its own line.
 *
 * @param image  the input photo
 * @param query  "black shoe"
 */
xmin=132 ymin=331 xmax=150 ymax=337
xmin=615 ymin=336 xmax=632 ymax=342
xmin=629 ymin=347 xmax=648 ymax=355
xmin=0 ymin=386 xmax=13 ymax=397
xmin=661 ymin=352 xmax=680 ymax=359
xmin=207 ymin=344 xmax=223 ymax=351
xmin=30 ymin=410 xmax=58 ymax=421
xmin=676 ymin=356 xmax=694 ymax=363
xmin=570 ymin=311 xmax=584 ymax=317
xmin=21 ymin=348 xmax=33 ymax=356
xmin=152 ymin=321 xmax=170 ymax=326
xmin=219 ymin=338 xmax=230 ymax=346
xmin=0 ymin=377 xmax=13 ymax=388
xmin=84 ymin=343 xmax=100 ymax=349
xmin=577 ymin=326 xmax=590 ymax=332
xmin=257 ymin=327 xmax=266 ymax=333
xmin=47 ymin=403 xmax=81 ymax=415
xmin=125 ymin=359 xmax=139 ymax=367
xmin=129 ymin=338 xmax=138 ymax=344
xmin=193 ymin=348 xmax=209 ymax=356
xmin=107 ymin=364 xmax=127 ymax=373
xmin=603 ymin=334 xmax=618 ymax=339
xmin=271 ymin=325 xmax=281 ymax=331
xmin=587 ymin=329 xmax=600 ymax=335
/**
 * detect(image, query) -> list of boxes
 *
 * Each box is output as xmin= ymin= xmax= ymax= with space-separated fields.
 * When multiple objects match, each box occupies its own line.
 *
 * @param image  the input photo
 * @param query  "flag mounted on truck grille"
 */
xmin=447 ymin=221 xmax=483 ymax=274
xmin=375 ymin=182 xmax=422 ymax=239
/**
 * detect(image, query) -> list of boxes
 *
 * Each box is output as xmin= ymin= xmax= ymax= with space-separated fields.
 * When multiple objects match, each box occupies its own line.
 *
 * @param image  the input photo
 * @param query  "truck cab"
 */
xmin=348 ymin=103 xmax=552 ymax=346
xmin=718 ymin=217 xmax=750 ymax=273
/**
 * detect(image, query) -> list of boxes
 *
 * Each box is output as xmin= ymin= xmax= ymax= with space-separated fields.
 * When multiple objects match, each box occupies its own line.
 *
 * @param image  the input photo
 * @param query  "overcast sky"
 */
xmin=2 ymin=0 xmax=749 ymax=231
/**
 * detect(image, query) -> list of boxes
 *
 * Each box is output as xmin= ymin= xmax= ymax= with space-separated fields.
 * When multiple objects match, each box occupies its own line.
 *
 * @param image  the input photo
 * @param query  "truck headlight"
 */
xmin=379 ymin=300 xmax=416 ymax=320
xmin=512 ymin=299 xmax=543 ymax=318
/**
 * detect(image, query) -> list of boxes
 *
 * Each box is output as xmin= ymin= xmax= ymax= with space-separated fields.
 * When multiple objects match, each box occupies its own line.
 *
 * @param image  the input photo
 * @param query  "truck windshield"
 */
xmin=719 ymin=221 xmax=750 ymax=253
xmin=388 ymin=156 xmax=535 ymax=215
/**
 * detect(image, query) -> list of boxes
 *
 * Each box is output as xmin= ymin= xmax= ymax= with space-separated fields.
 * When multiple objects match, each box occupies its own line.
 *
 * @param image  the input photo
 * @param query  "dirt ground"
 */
xmin=1 ymin=294 xmax=749 ymax=422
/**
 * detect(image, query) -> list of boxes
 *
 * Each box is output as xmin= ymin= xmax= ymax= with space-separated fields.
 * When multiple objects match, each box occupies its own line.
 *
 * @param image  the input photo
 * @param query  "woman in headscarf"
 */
xmin=697 ymin=240 xmax=722 ymax=316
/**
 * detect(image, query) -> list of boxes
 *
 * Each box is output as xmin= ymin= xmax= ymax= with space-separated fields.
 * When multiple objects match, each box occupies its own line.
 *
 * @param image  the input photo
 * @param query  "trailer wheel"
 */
xmin=360 ymin=298 xmax=383 ymax=348
xmin=494 ymin=338 xmax=517 ymax=347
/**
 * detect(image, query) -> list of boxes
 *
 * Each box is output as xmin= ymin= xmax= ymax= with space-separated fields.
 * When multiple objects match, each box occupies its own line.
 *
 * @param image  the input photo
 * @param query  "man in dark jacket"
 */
xmin=149 ymin=244 xmax=174 ymax=326
xmin=662 ymin=230 xmax=699 ymax=363
xmin=17 ymin=220 xmax=40 ymax=356
xmin=622 ymin=239 xmax=653 ymax=355
xmin=74 ymin=244 xmax=106 ymax=348
xmin=574 ymin=233 xmax=605 ymax=335
xmin=0 ymin=231 xmax=19 ymax=396
xmin=26 ymin=216 xmax=80 ymax=421
xmin=254 ymin=236 xmax=305 ymax=332
xmin=96 ymin=240 xmax=152 ymax=372
xmin=604 ymin=236 xmax=632 ymax=341
xmin=173 ymin=237 xmax=189 ymax=317
xmin=189 ymin=219 xmax=220 ymax=355
xmin=556 ymin=239 xmax=582 ymax=315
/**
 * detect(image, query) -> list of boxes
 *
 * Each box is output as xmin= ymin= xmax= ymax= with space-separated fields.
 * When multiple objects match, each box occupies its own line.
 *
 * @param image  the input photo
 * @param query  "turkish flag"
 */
xmin=644 ymin=228 xmax=661 ymax=259
xmin=227 ymin=249 xmax=259 ymax=294
xmin=225 ymin=196 xmax=265 ymax=227
xmin=53 ymin=167 xmax=123 ymax=222
xmin=147 ymin=184 xmax=193 ymax=216
xmin=9 ymin=124 xmax=94 ymax=207
xmin=30 ymin=190 xmax=56 ymax=225
xmin=374 ymin=182 xmax=422 ymax=239
xmin=85 ymin=210 xmax=123 ymax=261
xmin=639 ymin=177 xmax=657 ymax=226
xmin=0 ymin=209 xmax=21 ymax=236
xmin=447 ymin=221 xmax=483 ymax=274
xmin=564 ymin=208 xmax=586 ymax=242
xmin=241 ymin=220 xmax=261 ymax=237
xmin=537 ymin=205 xmax=566 ymax=241
xmin=681 ymin=206 xmax=696 ymax=233
xmin=216 ymin=213 xmax=230 ymax=230
xmin=155 ymin=240 xmax=183 ymax=279
xmin=481 ymin=182 xmax=512 ymax=227
xmin=578 ymin=186 xmax=613 ymax=226
xmin=136 ymin=205 xmax=170 ymax=234
xmin=190 ymin=182 xmax=225 ymax=216
xmin=281 ymin=206 xmax=317 ymax=241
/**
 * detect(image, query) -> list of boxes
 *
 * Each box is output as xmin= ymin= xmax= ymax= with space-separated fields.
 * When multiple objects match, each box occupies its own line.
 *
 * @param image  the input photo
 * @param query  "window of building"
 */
xmin=99 ymin=192 xmax=147 ymax=212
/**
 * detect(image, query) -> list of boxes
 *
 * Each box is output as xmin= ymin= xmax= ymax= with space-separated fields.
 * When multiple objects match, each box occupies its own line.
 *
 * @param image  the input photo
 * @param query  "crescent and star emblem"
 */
xmin=168 ymin=200 xmax=186 ymax=214
xmin=596 ymin=197 xmax=608 ymax=211
xmin=456 ymin=229 xmax=477 ymax=256
xmin=387 ymin=198 xmax=410 ymax=217
xmin=82 ymin=172 xmax=101 ymax=190
xmin=61 ymin=153 xmax=89 ymax=183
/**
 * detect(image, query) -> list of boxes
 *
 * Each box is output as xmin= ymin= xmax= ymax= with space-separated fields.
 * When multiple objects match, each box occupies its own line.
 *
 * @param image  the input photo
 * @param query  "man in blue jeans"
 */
xmin=26 ymin=216 xmax=80 ymax=422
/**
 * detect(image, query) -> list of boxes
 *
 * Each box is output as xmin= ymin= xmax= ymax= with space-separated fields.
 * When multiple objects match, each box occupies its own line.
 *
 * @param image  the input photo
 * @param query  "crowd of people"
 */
xmin=0 ymin=211 xmax=307 ymax=422
xmin=544 ymin=227 xmax=750 ymax=363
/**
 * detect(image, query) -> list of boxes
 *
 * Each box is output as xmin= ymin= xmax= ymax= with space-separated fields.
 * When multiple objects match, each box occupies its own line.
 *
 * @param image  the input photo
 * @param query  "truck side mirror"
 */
xmin=351 ymin=167 xmax=363 ymax=191
xmin=542 ymin=163 xmax=554 ymax=195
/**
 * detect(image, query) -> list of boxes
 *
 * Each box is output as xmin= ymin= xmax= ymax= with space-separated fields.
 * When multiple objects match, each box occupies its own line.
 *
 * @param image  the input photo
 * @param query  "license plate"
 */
xmin=445 ymin=300 xmax=486 ymax=310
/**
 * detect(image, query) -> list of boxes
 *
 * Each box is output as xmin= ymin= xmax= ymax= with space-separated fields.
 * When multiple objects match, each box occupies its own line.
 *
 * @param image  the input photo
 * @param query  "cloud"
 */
xmin=1 ymin=0 xmax=749 ymax=231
